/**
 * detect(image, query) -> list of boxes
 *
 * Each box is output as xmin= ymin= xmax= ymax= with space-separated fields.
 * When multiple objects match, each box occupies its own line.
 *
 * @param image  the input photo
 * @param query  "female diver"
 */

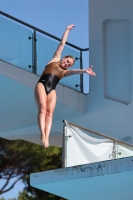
xmin=34 ymin=24 xmax=96 ymax=148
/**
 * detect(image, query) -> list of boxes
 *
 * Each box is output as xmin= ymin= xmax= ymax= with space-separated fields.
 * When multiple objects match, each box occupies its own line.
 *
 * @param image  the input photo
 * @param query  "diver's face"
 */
xmin=60 ymin=57 xmax=73 ymax=69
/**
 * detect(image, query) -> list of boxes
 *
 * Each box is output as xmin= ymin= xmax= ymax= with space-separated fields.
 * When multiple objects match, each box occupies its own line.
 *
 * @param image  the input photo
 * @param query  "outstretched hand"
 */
xmin=86 ymin=65 xmax=96 ymax=76
xmin=67 ymin=24 xmax=75 ymax=30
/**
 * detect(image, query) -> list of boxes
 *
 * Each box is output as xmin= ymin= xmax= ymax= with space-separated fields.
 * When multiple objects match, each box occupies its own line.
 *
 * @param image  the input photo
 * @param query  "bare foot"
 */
xmin=45 ymin=137 xmax=49 ymax=148
xmin=40 ymin=135 xmax=47 ymax=148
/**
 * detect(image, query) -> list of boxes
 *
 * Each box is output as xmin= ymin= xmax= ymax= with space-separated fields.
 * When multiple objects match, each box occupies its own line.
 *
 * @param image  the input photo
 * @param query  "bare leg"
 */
xmin=45 ymin=90 xmax=56 ymax=147
xmin=34 ymin=83 xmax=47 ymax=147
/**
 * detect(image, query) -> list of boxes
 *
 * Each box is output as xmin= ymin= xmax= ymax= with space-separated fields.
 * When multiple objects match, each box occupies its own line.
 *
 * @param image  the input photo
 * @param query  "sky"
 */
xmin=0 ymin=0 xmax=89 ymax=198
xmin=0 ymin=0 xmax=89 ymax=47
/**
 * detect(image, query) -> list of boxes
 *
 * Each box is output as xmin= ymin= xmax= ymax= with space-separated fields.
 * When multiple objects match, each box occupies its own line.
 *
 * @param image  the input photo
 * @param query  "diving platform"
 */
xmin=30 ymin=156 xmax=133 ymax=200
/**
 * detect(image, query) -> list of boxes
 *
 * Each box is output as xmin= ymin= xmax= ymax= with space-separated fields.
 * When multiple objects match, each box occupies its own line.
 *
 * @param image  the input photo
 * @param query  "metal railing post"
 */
xmin=32 ymin=30 xmax=37 ymax=74
xmin=113 ymin=140 xmax=117 ymax=159
xmin=80 ymin=51 xmax=83 ymax=93
xmin=62 ymin=120 xmax=67 ymax=168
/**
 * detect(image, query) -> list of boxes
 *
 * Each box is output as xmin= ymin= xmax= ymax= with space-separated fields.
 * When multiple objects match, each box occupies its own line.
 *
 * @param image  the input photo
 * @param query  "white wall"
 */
xmin=68 ymin=0 xmax=133 ymax=143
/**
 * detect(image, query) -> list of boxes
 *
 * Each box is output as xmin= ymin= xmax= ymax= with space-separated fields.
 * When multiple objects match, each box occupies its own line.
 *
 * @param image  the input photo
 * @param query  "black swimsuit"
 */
xmin=38 ymin=62 xmax=66 ymax=95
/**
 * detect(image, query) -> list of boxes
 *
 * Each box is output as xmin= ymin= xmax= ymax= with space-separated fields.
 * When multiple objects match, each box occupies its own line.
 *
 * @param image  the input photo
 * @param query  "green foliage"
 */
xmin=17 ymin=190 xmax=64 ymax=200
xmin=0 ymin=137 xmax=65 ymax=199
xmin=17 ymin=190 xmax=35 ymax=200
xmin=0 ymin=198 xmax=5 ymax=200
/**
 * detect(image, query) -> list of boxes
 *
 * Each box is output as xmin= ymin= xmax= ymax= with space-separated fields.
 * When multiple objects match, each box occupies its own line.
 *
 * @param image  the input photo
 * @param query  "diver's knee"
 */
xmin=39 ymin=105 xmax=46 ymax=115
xmin=46 ymin=109 xmax=53 ymax=118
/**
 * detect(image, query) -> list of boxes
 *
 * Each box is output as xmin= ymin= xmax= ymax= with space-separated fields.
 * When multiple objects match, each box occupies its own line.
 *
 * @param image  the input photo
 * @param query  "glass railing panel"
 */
xmin=61 ymin=47 xmax=80 ymax=92
xmin=0 ymin=17 xmax=32 ymax=71
xmin=116 ymin=142 xmax=133 ymax=159
xmin=36 ymin=33 xmax=58 ymax=75
xmin=36 ymin=33 xmax=80 ymax=92
xmin=63 ymin=122 xmax=115 ymax=167
xmin=62 ymin=121 xmax=133 ymax=167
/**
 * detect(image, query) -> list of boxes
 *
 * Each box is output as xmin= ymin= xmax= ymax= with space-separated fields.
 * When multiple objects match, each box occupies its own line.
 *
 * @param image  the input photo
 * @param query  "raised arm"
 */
xmin=64 ymin=65 xmax=96 ymax=77
xmin=48 ymin=25 xmax=75 ymax=63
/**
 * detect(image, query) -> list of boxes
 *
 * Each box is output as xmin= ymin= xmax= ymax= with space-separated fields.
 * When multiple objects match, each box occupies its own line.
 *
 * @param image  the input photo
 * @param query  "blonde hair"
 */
xmin=63 ymin=55 xmax=75 ymax=65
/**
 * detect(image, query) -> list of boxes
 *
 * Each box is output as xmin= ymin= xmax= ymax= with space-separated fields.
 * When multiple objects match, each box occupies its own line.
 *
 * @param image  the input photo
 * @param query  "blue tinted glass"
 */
xmin=0 ymin=16 xmax=82 ymax=92
xmin=36 ymin=33 xmax=80 ymax=91
xmin=36 ymin=34 xmax=58 ymax=75
xmin=61 ymin=46 xmax=80 ymax=92
xmin=0 ymin=17 xmax=32 ymax=71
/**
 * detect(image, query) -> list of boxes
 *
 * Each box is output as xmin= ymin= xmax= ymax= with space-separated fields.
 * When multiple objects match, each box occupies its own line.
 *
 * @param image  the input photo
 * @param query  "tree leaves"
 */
xmin=0 ymin=137 xmax=65 ymax=199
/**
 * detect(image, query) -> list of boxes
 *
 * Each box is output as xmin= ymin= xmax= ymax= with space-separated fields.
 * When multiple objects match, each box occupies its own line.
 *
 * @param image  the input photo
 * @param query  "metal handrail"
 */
xmin=62 ymin=120 xmax=133 ymax=167
xmin=0 ymin=11 xmax=89 ymax=52
xmin=63 ymin=120 xmax=133 ymax=148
